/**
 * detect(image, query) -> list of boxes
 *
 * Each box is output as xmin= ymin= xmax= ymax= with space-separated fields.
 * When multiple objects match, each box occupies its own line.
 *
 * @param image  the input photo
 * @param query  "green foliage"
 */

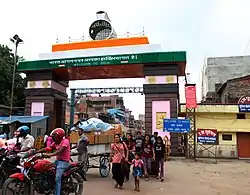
xmin=0 ymin=44 xmax=27 ymax=108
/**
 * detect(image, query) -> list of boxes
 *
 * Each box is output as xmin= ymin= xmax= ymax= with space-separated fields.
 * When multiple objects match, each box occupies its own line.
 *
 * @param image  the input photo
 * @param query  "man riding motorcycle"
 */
xmin=15 ymin=126 xmax=35 ymax=156
xmin=37 ymin=128 xmax=70 ymax=195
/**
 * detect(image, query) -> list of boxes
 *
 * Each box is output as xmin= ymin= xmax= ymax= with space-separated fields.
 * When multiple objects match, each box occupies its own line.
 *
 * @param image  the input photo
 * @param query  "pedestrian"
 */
xmin=110 ymin=134 xmax=129 ymax=189
xmin=151 ymin=132 xmax=158 ymax=145
xmin=155 ymin=136 xmax=165 ymax=182
xmin=135 ymin=131 xmax=144 ymax=153
xmin=142 ymin=134 xmax=155 ymax=181
xmin=124 ymin=133 xmax=135 ymax=181
xmin=164 ymin=135 xmax=171 ymax=161
xmin=131 ymin=153 xmax=144 ymax=192
xmin=71 ymin=127 xmax=89 ymax=172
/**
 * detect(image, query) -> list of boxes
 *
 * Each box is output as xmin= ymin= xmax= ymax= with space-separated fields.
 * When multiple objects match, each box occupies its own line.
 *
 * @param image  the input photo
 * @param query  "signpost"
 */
xmin=197 ymin=129 xmax=218 ymax=145
xmin=163 ymin=119 xmax=190 ymax=133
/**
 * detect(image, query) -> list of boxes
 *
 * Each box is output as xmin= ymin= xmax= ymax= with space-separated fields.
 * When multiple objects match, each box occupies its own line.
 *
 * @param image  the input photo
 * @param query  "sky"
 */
xmin=1 ymin=0 xmax=250 ymax=119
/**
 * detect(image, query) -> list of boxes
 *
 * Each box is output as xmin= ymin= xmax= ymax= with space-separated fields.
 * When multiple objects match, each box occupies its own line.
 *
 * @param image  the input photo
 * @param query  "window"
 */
xmin=37 ymin=128 xmax=42 ymax=136
xmin=222 ymin=134 xmax=232 ymax=141
xmin=237 ymin=113 xmax=246 ymax=119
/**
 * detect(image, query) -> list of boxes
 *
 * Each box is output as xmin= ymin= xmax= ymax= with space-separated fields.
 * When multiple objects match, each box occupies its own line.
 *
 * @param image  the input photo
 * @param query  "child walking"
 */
xmin=131 ymin=153 xmax=144 ymax=192
xmin=154 ymin=136 xmax=166 ymax=182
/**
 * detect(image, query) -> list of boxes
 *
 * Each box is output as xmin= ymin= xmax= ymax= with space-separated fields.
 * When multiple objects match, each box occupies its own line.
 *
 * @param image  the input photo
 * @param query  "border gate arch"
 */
xmin=18 ymin=12 xmax=187 ymax=156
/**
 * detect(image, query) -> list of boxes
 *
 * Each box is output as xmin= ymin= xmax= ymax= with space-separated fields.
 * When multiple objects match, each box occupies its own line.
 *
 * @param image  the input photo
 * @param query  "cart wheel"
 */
xmin=99 ymin=156 xmax=110 ymax=177
xmin=83 ymin=156 xmax=90 ymax=173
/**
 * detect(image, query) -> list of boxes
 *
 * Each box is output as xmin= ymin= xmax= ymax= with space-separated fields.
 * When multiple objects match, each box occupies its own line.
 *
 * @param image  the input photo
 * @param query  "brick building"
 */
xmin=202 ymin=75 xmax=250 ymax=104
xmin=77 ymin=95 xmax=125 ymax=118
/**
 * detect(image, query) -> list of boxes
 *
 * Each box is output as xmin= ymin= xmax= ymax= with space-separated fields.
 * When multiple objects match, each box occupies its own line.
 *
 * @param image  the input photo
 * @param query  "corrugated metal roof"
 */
xmin=0 ymin=116 xmax=49 ymax=124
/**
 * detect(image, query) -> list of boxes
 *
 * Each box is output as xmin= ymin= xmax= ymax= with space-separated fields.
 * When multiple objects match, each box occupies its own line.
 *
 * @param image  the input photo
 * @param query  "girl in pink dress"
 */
xmin=131 ymin=153 xmax=144 ymax=192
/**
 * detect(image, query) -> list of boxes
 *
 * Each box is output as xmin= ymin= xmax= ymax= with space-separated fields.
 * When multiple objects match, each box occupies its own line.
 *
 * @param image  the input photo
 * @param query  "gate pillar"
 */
xmin=143 ymin=64 xmax=180 ymax=156
xmin=24 ymin=71 xmax=68 ymax=132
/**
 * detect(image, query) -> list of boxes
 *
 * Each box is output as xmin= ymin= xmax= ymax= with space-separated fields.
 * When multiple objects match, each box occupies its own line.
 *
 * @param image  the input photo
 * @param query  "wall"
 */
xmin=205 ymin=55 xmax=250 ymax=93
xmin=197 ymin=132 xmax=237 ymax=158
xmin=226 ymin=77 xmax=250 ymax=103
xmin=152 ymin=101 xmax=170 ymax=138
xmin=31 ymin=102 xmax=44 ymax=116
xmin=31 ymin=119 xmax=47 ymax=138
xmin=196 ymin=112 xmax=244 ymax=158
xmin=180 ymin=104 xmax=239 ymax=113
xmin=196 ymin=113 xmax=250 ymax=132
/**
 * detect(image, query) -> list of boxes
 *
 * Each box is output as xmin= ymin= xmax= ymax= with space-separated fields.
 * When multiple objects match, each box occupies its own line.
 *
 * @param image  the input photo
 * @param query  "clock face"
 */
xmin=89 ymin=20 xmax=112 ymax=40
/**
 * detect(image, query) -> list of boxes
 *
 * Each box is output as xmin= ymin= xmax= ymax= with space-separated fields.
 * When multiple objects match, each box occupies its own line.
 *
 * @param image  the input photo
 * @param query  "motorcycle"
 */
xmin=2 ymin=153 xmax=84 ymax=195
xmin=0 ymin=148 xmax=21 ymax=188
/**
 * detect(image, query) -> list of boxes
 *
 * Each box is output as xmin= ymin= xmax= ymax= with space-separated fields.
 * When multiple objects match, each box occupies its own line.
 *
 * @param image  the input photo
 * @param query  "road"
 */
xmin=2 ymin=158 xmax=250 ymax=194
xmin=84 ymin=159 xmax=250 ymax=195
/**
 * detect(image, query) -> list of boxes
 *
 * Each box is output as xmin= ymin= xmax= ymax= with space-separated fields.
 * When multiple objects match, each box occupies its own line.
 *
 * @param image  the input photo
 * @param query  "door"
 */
xmin=237 ymin=133 xmax=250 ymax=158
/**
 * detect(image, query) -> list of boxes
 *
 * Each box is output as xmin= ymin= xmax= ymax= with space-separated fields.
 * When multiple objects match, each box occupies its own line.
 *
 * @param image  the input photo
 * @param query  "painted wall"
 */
xmin=196 ymin=113 xmax=250 ymax=132
xmin=196 ymin=113 xmax=241 ymax=158
xmin=31 ymin=102 xmax=44 ymax=116
xmin=26 ymin=80 xmax=66 ymax=94
xmin=152 ymin=101 xmax=170 ymax=138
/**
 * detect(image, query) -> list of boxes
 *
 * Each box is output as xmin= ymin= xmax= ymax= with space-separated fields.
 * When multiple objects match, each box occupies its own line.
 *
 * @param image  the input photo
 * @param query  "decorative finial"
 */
xmin=127 ymin=31 xmax=129 ymax=37
xmin=69 ymin=36 xmax=71 ymax=42
xmin=56 ymin=36 xmax=59 ymax=43
xmin=82 ymin=33 xmax=84 ymax=41
xmin=142 ymin=27 xmax=145 ymax=36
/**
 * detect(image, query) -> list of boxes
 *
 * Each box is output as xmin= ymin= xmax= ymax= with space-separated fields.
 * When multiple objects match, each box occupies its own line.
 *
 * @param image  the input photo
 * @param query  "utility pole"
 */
xmin=9 ymin=35 xmax=23 ymax=119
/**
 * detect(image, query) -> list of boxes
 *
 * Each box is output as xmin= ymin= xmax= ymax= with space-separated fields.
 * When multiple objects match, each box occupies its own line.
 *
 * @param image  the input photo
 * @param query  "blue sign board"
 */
xmin=163 ymin=119 xmax=190 ymax=133
xmin=238 ymin=104 xmax=250 ymax=112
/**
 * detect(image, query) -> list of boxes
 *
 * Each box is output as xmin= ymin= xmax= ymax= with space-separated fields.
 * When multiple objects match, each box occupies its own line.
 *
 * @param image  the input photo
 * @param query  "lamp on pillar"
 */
xmin=9 ymin=34 xmax=23 ymax=118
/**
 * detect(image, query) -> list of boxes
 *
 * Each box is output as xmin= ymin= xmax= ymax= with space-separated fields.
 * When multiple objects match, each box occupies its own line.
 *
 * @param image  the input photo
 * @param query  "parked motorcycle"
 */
xmin=2 ymin=153 xmax=84 ymax=195
xmin=0 ymin=148 xmax=21 ymax=188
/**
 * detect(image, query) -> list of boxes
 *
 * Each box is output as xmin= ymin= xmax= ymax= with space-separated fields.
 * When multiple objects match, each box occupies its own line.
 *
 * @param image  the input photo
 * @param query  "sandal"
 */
xmin=160 ymin=178 xmax=164 ymax=182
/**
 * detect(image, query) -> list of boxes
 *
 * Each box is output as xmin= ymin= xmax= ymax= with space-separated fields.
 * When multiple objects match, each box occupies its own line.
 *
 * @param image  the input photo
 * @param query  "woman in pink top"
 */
xmin=110 ymin=134 xmax=128 ymax=189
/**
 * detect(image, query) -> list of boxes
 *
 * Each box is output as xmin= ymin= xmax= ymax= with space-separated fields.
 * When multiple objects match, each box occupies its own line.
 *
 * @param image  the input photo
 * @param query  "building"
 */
xmin=201 ymin=55 xmax=250 ymax=100
xmin=77 ymin=95 xmax=125 ymax=118
xmin=217 ymin=75 xmax=250 ymax=104
xmin=202 ymin=74 xmax=250 ymax=104
xmin=180 ymin=104 xmax=250 ymax=159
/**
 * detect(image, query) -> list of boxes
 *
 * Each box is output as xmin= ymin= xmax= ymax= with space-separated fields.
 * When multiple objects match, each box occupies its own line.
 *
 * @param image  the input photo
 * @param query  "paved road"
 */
xmin=2 ymin=159 xmax=250 ymax=194
xmin=84 ymin=159 xmax=250 ymax=195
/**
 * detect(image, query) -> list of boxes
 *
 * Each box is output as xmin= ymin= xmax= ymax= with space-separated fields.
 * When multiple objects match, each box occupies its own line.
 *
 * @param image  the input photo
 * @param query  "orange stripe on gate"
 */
xmin=52 ymin=37 xmax=149 ymax=52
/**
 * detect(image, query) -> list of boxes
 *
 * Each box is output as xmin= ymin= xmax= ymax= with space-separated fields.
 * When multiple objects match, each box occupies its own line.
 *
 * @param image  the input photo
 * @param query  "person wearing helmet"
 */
xmin=16 ymin=126 xmax=34 ymax=153
xmin=38 ymin=128 xmax=70 ymax=195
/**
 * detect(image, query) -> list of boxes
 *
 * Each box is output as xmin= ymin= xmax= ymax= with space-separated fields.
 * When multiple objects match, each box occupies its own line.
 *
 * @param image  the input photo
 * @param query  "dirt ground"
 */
xmin=84 ymin=159 xmax=250 ymax=195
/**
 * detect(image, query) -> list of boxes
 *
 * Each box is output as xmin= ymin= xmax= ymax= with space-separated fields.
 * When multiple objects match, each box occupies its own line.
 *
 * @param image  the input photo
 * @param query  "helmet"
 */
xmin=50 ymin=128 xmax=65 ymax=142
xmin=16 ymin=126 xmax=30 ymax=137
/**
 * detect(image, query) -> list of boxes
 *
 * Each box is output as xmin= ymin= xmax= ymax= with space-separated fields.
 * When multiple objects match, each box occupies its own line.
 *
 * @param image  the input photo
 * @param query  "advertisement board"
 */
xmin=197 ymin=129 xmax=218 ymax=145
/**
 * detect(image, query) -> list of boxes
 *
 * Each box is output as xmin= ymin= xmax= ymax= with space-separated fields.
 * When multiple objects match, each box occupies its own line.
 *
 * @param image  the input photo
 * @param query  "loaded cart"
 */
xmin=71 ymin=143 xmax=111 ymax=177
xmin=70 ymin=118 xmax=122 ymax=177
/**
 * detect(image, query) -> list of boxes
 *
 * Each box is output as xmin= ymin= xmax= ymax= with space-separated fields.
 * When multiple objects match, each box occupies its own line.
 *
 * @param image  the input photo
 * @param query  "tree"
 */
xmin=0 ymin=44 xmax=27 ymax=109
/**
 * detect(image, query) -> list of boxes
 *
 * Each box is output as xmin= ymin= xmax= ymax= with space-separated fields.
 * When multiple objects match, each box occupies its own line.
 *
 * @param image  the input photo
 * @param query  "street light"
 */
xmin=9 ymin=34 xmax=23 ymax=118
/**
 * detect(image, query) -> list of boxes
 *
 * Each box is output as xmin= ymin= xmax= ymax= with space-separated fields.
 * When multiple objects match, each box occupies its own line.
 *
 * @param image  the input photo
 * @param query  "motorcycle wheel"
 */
xmin=2 ymin=178 xmax=26 ymax=195
xmin=72 ymin=173 xmax=84 ymax=195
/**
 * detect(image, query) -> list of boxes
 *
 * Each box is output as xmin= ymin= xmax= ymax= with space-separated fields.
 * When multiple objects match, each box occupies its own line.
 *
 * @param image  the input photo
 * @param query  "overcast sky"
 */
xmin=1 ymin=0 xmax=250 ymax=119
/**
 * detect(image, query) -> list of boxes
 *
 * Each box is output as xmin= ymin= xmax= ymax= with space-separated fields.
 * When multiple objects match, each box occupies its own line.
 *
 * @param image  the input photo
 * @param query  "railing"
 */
xmin=54 ymin=30 xmax=146 ymax=44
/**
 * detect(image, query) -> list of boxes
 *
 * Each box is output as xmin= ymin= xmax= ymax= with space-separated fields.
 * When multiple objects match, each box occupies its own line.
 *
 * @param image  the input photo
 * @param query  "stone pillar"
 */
xmin=24 ymin=71 xmax=68 ymax=132
xmin=143 ymin=64 xmax=180 ymax=156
